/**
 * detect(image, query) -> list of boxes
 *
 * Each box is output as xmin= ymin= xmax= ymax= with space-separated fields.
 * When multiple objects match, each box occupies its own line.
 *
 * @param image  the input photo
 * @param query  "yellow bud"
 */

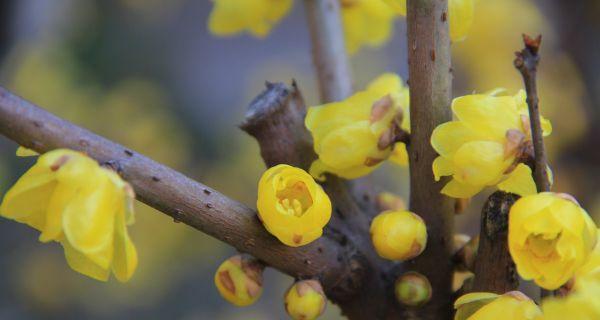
xmin=395 ymin=272 xmax=432 ymax=306
xmin=0 ymin=149 xmax=137 ymax=282
xmin=370 ymin=210 xmax=427 ymax=261
xmin=284 ymin=280 xmax=327 ymax=320
xmin=207 ymin=0 xmax=293 ymax=39
xmin=376 ymin=191 xmax=406 ymax=212
xmin=454 ymin=291 xmax=541 ymax=320
xmin=508 ymin=192 xmax=597 ymax=290
xmin=257 ymin=164 xmax=331 ymax=247
xmin=306 ymin=73 xmax=409 ymax=180
xmin=431 ymin=90 xmax=551 ymax=199
xmin=214 ymin=255 xmax=264 ymax=307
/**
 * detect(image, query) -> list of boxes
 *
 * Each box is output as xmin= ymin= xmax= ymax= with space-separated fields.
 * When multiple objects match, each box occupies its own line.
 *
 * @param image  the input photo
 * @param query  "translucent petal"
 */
xmin=452 ymin=94 xmax=520 ymax=141
xmin=497 ymin=164 xmax=537 ymax=196
xmin=452 ymin=141 xmax=506 ymax=186
xmin=389 ymin=143 xmax=408 ymax=166
xmin=441 ymin=179 xmax=482 ymax=198
xmin=432 ymin=156 xmax=455 ymax=181
xmin=62 ymin=240 xmax=110 ymax=281
xmin=39 ymin=183 xmax=78 ymax=242
xmin=431 ymin=121 xmax=479 ymax=157
xmin=112 ymin=210 xmax=138 ymax=282
xmin=449 ymin=0 xmax=475 ymax=42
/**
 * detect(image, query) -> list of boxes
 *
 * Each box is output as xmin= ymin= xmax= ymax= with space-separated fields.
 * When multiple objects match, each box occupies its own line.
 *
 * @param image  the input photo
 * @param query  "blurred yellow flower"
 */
xmin=384 ymin=0 xmax=475 ymax=42
xmin=256 ymin=164 xmax=331 ymax=247
xmin=508 ymin=193 xmax=598 ymax=290
xmin=208 ymin=0 xmax=293 ymax=38
xmin=341 ymin=0 xmax=396 ymax=54
xmin=0 ymin=149 xmax=137 ymax=282
xmin=306 ymin=73 xmax=409 ymax=180
xmin=284 ymin=280 xmax=327 ymax=320
xmin=370 ymin=210 xmax=427 ymax=261
xmin=431 ymin=90 xmax=552 ymax=198
xmin=214 ymin=255 xmax=264 ymax=307
xmin=454 ymin=291 xmax=541 ymax=320
xmin=540 ymin=276 xmax=600 ymax=320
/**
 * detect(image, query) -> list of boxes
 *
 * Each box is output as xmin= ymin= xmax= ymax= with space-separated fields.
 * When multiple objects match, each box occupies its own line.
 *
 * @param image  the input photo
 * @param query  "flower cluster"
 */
xmin=0 ymin=149 xmax=137 ymax=282
xmin=431 ymin=90 xmax=552 ymax=199
xmin=306 ymin=73 xmax=409 ymax=180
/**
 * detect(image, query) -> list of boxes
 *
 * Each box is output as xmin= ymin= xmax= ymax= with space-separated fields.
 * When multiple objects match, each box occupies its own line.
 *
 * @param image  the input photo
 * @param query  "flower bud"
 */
xmin=284 ymin=280 xmax=327 ymax=320
xmin=257 ymin=164 xmax=331 ymax=247
xmin=395 ymin=272 xmax=432 ymax=307
xmin=509 ymin=192 xmax=597 ymax=290
xmin=214 ymin=255 xmax=264 ymax=306
xmin=454 ymin=291 xmax=541 ymax=320
xmin=376 ymin=192 xmax=406 ymax=212
xmin=370 ymin=210 xmax=427 ymax=260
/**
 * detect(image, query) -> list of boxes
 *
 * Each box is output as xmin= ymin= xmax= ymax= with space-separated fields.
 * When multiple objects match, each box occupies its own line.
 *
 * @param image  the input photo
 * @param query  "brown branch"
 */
xmin=470 ymin=191 xmax=520 ymax=293
xmin=303 ymin=0 xmax=353 ymax=102
xmin=0 ymin=86 xmax=359 ymax=301
xmin=514 ymin=34 xmax=550 ymax=193
xmin=241 ymin=81 xmax=402 ymax=319
xmin=406 ymin=0 xmax=455 ymax=319
xmin=514 ymin=34 xmax=552 ymax=299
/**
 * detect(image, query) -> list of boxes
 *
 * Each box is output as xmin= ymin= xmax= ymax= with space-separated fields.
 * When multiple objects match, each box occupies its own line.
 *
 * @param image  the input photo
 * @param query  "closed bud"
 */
xmin=214 ymin=255 xmax=264 ymax=307
xmin=395 ymin=272 xmax=432 ymax=307
xmin=285 ymin=280 xmax=327 ymax=320
xmin=370 ymin=210 xmax=427 ymax=261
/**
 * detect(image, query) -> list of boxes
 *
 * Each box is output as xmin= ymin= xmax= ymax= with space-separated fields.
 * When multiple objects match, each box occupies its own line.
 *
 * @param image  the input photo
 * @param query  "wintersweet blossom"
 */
xmin=340 ymin=0 xmax=396 ymax=54
xmin=431 ymin=90 xmax=552 ymax=198
xmin=306 ymin=73 xmax=409 ymax=180
xmin=208 ymin=0 xmax=293 ymax=38
xmin=214 ymin=255 xmax=264 ymax=306
xmin=256 ymin=164 xmax=331 ymax=247
xmin=370 ymin=210 xmax=427 ymax=261
xmin=384 ymin=0 xmax=476 ymax=41
xmin=508 ymin=193 xmax=597 ymax=290
xmin=284 ymin=280 xmax=327 ymax=320
xmin=454 ymin=291 xmax=541 ymax=320
xmin=0 ymin=149 xmax=137 ymax=282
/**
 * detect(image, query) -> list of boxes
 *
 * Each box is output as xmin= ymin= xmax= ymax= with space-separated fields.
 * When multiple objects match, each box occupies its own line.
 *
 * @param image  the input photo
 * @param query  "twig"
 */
xmin=0 ymin=86 xmax=359 ymax=301
xmin=514 ymin=34 xmax=550 ymax=193
xmin=514 ymin=34 xmax=552 ymax=298
xmin=406 ymin=0 xmax=455 ymax=318
xmin=303 ymin=0 xmax=353 ymax=102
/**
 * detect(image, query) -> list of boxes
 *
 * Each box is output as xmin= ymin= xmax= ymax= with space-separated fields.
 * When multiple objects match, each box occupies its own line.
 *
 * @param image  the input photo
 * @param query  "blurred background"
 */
xmin=0 ymin=0 xmax=598 ymax=319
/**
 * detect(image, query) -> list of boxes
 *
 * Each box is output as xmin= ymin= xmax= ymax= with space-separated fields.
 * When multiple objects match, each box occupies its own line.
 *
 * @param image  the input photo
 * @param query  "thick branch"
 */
xmin=470 ymin=191 xmax=519 ymax=293
xmin=406 ymin=1 xmax=455 ymax=319
xmin=514 ymin=34 xmax=550 ymax=193
xmin=303 ymin=0 xmax=353 ymax=102
xmin=0 ymin=86 xmax=356 ymax=298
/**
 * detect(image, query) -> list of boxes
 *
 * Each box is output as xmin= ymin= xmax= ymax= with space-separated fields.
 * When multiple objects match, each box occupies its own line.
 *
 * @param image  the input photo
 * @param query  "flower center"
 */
xmin=526 ymin=233 xmax=559 ymax=259
xmin=276 ymin=180 xmax=313 ymax=217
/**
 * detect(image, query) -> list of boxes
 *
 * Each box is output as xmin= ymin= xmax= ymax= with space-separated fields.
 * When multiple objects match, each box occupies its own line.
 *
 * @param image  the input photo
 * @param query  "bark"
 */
xmin=406 ymin=1 xmax=455 ymax=319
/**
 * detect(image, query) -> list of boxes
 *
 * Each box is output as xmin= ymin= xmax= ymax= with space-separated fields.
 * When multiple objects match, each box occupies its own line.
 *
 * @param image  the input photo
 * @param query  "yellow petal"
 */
xmin=342 ymin=0 xmax=396 ymax=54
xmin=112 ymin=209 xmax=138 ymax=282
xmin=432 ymin=156 xmax=455 ymax=181
xmin=441 ymin=179 xmax=482 ymax=198
xmin=452 ymin=94 xmax=520 ymax=141
xmin=208 ymin=0 xmax=292 ymax=38
xmin=389 ymin=143 xmax=409 ymax=166
xmin=497 ymin=164 xmax=537 ymax=196
xmin=16 ymin=146 xmax=39 ymax=157
xmin=452 ymin=141 xmax=506 ymax=186
xmin=62 ymin=240 xmax=110 ymax=281
xmin=39 ymin=182 xmax=78 ymax=242
xmin=431 ymin=121 xmax=480 ymax=157
xmin=449 ymin=0 xmax=475 ymax=42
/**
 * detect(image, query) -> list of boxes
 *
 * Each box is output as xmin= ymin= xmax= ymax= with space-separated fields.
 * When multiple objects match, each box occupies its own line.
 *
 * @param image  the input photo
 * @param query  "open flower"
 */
xmin=257 ymin=164 xmax=331 ymax=247
xmin=340 ymin=0 xmax=396 ymax=55
xmin=214 ymin=255 xmax=264 ymax=307
xmin=509 ymin=193 xmax=598 ymax=290
xmin=370 ymin=210 xmax=427 ymax=261
xmin=383 ymin=0 xmax=476 ymax=42
xmin=306 ymin=73 xmax=409 ymax=180
xmin=0 ymin=149 xmax=137 ymax=282
xmin=208 ymin=0 xmax=293 ymax=38
xmin=284 ymin=280 xmax=327 ymax=320
xmin=454 ymin=291 xmax=541 ymax=320
xmin=431 ymin=89 xmax=552 ymax=198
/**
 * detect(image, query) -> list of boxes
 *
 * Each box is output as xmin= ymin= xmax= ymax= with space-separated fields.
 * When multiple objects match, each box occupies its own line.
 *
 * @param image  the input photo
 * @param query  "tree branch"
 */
xmin=0 ymin=86 xmax=359 ymax=300
xmin=303 ymin=0 xmax=353 ymax=102
xmin=470 ymin=191 xmax=519 ymax=293
xmin=406 ymin=1 xmax=455 ymax=319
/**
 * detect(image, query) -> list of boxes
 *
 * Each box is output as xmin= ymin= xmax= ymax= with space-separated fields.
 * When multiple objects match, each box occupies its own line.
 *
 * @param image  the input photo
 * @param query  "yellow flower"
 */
xmin=0 ymin=149 xmax=137 ymax=282
xmin=306 ymin=73 xmax=409 ymax=180
xmin=214 ymin=255 xmax=264 ymax=307
xmin=341 ymin=0 xmax=396 ymax=55
xmin=454 ymin=291 xmax=541 ymax=320
xmin=383 ymin=0 xmax=476 ymax=42
xmin=208 ymin=0 xmax=293 ymax=38
xmin=574 ymin=232 xmax=600 ymax=283
xmin=370 ymin=210 xmax=427 ymax=261
xmin=431 ymin=89 xmax=552 ymax=198
xmin=508 ymin=193 xmax=598 ymax=290
xmin=256 ymin=164 xmax=331 ymax=247
xmin=540 ymin=277 xmax=600 ymax=320
xmin=284 ymin=280 xmax=327 ymax=320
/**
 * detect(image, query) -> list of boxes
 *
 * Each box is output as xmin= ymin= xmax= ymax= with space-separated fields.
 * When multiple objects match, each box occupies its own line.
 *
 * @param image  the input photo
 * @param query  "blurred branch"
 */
xmin=514 ymin=34 xmax=550 ymax=193
xmin=0 ymin=86 xmax=360 ymax=301
xmin=470 ymin=191 xmax=520 ymax=293
xmin=406 ymin=0 xmax=455 ymax=318
xmin=303 ymin=0 xmax=353 ymax=102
